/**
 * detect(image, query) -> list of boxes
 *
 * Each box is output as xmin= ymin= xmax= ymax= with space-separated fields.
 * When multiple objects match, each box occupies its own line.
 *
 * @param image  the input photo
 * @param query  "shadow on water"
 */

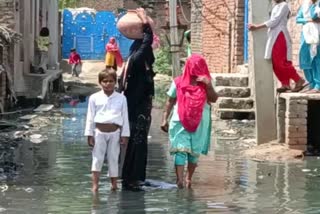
xmin=1 ymin=96 xmax=320 ymax=213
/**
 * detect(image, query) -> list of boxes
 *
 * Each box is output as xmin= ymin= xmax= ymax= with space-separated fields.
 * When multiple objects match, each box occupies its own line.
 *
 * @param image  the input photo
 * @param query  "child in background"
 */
xmin=105 ymin=37 xmax=123 ymax=70
xmin=34 ymin=27 xmax=51 ymax=73
xmin=84 ymin=68 xmax=130 ymax=192
xmin=69 ymin=48 xmax=82 ymax=77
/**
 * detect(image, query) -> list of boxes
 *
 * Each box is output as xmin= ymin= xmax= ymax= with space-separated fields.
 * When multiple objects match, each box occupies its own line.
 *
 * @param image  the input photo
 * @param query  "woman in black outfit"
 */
xmin=119 ymin=8 xmax=155 ymax=191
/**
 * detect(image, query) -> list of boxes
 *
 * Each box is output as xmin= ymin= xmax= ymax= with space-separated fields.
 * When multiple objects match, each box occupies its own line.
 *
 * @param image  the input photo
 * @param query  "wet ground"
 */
xmin=1 ymin=97 xmax=320 ymax=214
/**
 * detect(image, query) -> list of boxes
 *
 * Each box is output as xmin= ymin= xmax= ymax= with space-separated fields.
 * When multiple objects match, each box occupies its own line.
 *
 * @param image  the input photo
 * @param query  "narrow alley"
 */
xmin=0 ymin=67 xmax=320 ymax=212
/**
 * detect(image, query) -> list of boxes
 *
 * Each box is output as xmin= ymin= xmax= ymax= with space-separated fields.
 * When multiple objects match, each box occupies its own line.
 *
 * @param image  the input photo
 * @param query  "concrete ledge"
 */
xmin=280 ymin=92 xmax=320 ymax=100
xmin=22 ymin=69 xmax=63 ymax=99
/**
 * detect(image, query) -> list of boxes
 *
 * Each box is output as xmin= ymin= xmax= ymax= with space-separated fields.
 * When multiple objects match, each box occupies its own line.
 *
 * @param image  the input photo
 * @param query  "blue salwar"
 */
xmin=296 ymin=5 xmax=320 ymax=90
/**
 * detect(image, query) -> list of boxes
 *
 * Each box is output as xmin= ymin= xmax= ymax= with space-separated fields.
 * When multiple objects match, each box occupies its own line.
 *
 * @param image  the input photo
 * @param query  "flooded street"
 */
xmin=1 ymin=98 xmax=320 ymax=214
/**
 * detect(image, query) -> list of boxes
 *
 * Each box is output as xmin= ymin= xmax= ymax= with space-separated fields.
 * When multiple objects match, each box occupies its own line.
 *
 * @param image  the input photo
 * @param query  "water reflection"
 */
xmin=91 ymin=191 xmax=146 ymax=214
xmin=1 ymin=101 xmax=320 ymax=213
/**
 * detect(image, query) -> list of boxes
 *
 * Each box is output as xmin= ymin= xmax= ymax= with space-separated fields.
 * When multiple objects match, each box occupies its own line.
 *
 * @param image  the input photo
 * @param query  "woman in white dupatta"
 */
xmin=297 ymin=0 xmax=320 ymax=93
xmin=248 ymin=0 xmax=305 ymax=93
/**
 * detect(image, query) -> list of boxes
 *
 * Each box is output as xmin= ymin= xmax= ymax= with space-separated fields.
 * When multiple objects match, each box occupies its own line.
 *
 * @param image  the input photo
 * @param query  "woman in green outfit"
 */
xmin=161 ymin=54 xmax=218 ymax=188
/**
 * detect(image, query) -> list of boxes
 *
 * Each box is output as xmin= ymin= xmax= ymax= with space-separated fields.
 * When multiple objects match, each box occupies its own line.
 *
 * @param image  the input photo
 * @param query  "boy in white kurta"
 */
xmin=85 ymin=69 xmax=130 ymax=192
xmin=248 ymin=0 xmax=305 ymax=93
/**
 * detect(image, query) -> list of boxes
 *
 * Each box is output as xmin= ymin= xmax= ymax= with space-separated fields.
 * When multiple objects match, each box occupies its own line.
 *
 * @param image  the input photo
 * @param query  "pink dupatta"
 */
xmin=174 ymin=54 xmax=211 ymax=132
xmin=106 ymin=37 xmax=123 ymax=67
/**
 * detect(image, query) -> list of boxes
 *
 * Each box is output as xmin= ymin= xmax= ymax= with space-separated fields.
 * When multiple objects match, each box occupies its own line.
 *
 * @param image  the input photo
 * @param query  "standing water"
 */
xmin=1 ymin=97 xmax=320 ymax=214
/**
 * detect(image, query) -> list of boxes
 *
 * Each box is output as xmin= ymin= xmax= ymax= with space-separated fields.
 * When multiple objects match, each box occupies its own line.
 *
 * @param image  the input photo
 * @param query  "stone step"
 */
xmin=215 ymin=86 xmax=251 ymax=98
xmin=215 ymin=108 xmax=255 ymax=120
xmin=217 ymin=97 xmax=254 ymax=109
xmin=211 ymin=73 xmax=249 ymax=87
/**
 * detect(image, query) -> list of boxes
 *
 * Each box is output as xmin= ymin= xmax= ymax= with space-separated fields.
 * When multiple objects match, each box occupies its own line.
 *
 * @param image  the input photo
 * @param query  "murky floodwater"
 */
xmin=1 ymin=98 xmax=320 ymax=214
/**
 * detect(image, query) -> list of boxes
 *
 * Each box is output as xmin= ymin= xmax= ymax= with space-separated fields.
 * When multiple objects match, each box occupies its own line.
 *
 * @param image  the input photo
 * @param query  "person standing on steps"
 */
xmin=296 ymin=0 xmax=320 ymax=93
xmin=248 ymin=0 xmax=306 ymax=93
xmin=161 ymin=54 xmax=218 ymax=189
xmin=118 ymin=8 xmax=156 ymax=191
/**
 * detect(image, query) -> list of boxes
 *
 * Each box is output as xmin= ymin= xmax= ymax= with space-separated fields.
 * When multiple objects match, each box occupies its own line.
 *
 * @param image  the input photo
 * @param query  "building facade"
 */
xmin=193 ymin=0 xmax=304 ymax=74
xmin=196 ymin=0 xmax=245 ymax=73
xmin=0 ymin=0 xmax=61 ymax=112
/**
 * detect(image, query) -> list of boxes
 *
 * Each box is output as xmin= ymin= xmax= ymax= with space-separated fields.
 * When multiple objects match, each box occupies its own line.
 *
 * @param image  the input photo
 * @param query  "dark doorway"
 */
xmin=307 ymin=100 xmax=320 ymax=155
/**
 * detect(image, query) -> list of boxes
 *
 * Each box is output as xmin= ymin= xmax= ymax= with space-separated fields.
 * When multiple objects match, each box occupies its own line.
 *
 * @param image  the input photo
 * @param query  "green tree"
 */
xmin=59 ymin=0 xmax=79 ymax=10
xmin=154 ymin=45 xmax=172 ymax=76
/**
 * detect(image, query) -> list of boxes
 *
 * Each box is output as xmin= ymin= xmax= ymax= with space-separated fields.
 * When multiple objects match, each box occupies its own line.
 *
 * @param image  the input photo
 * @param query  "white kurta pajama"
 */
xmin=85 ymin=91 xmax=130 ymax=177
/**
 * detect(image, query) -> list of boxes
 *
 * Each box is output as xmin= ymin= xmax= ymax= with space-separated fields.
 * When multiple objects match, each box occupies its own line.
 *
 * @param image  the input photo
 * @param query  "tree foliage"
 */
xmin=154 ymin=45 xmax=172 ymax=76
xmin=59 ymin=0 xmax=79 ymax=9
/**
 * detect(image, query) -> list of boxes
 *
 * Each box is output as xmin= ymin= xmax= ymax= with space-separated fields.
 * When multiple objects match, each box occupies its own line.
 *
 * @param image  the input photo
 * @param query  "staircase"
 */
xmin=212 ymin=67 xmax=255 ymax=120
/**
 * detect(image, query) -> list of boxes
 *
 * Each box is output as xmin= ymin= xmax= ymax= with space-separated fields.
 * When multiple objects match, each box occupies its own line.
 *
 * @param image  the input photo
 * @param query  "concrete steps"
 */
xmin=213 ymin=73 xmax=249 ymax=87
xmin=212 ymin=72 xmax=255 ymax=120
xmin=217 ymin=97 xmax=254 ymax=109
xmin=215 ymin=86 xmax=251 ymax=98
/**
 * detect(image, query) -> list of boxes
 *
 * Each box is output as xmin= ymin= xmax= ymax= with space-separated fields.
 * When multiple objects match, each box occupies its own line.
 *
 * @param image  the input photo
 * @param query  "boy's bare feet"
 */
xmin=110 ymin=178 xmax=118 ymax=191
xmin=92 ymin=185 xmax=99 ymax=193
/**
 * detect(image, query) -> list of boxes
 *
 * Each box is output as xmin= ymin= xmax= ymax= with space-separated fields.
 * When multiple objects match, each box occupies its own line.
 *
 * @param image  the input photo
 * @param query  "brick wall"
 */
xmin=196 ymin=0 xmax=304 ymax=74
xmin=77 ymin=0 xmax=124 ymax=11
xmin=0 ymin=0 xmax=15 ymax=111
xmin=0 ymin=0 xmax=15 ymax=29
xmin=201 ymin=0 xmax=244 ymax=73
xmin=288 ymin=0 xmax=303 ymax=68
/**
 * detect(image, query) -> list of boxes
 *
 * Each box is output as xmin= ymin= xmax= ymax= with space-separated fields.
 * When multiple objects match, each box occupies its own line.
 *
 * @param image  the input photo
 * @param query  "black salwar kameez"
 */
xmin=118 ymin=24 xmax=155 ymax=189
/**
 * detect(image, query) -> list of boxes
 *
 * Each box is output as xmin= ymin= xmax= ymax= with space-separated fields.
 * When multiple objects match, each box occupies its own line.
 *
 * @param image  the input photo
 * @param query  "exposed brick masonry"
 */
xmin=0 ymin=0 xmax=15 ymax=29
xmin=0 ymin=0 xmax=15 ymax=111
xmin=201 ymin=0 xmax=244 ymax=73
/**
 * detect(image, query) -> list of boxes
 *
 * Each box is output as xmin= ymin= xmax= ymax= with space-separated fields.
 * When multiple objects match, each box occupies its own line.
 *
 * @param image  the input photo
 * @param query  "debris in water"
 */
xmin=24 ymin=187 xmax=34 ymax=193
xmin=207 ymin=202 xmax=228 ymax=209
xmin=19 ymin=114 xmax=37 ymax=120
xmin=0 ymin=184 xmax=8 ymax=192
xmin=34 ymin=104 xmax=54 ymax=112
xmin=144 ymin=179 xmax=177 ymax=189
xmin=30 ymin=134 xmax=47 ymax=144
